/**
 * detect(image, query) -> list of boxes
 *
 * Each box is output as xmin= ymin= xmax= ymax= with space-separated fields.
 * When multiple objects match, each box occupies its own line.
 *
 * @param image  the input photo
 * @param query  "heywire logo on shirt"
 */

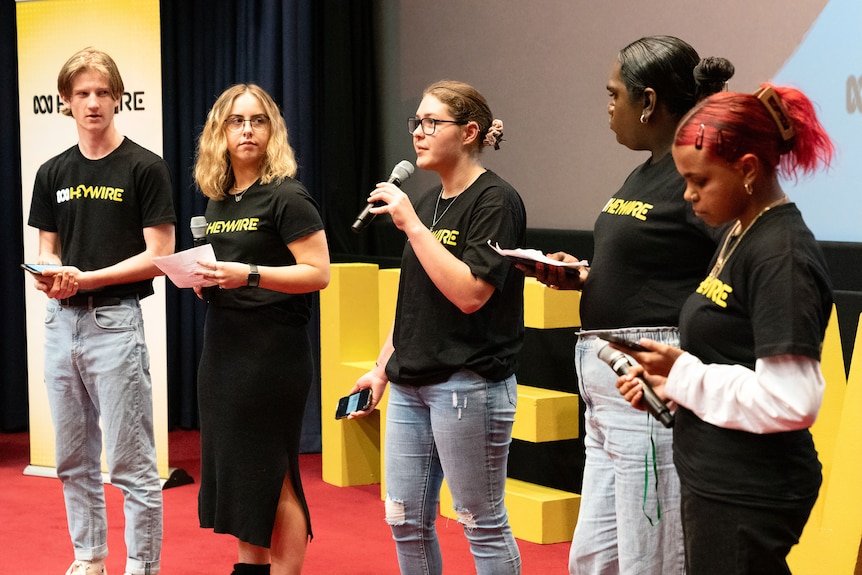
xmin=206 ymin=218 xmax=260 ymax=234
xmin=696 ymin=275 xmax=733 ymax=308
xmin=55 ymin=184 xmax=125 ymax=203
xmin=601 ymin=197 xmax=654 ymax=221
xmin=432 ymin=228 xmax=459 ymax=246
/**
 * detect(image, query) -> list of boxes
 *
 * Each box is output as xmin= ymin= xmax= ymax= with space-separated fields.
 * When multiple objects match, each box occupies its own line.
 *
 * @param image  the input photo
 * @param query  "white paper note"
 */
xmin=153 ymin=244 xmax=218 ymax=288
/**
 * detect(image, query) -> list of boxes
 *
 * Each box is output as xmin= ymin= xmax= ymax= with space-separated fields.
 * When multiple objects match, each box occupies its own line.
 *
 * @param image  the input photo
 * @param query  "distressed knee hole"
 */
xmin=454 ymin=506 xmax=477 ymax=531
xmin=384 ymin=495 xmax=406 ymax=526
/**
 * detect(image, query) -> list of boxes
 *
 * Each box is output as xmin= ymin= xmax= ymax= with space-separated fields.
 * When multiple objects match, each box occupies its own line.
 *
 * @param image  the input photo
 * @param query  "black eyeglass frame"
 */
xmin=407 ymin=116 xmax=467 ymax=135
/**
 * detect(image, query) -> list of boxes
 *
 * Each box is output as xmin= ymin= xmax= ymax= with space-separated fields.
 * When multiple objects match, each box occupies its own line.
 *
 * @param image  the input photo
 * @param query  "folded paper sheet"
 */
xmin=153 ymin=244 xmax=218 ymax=288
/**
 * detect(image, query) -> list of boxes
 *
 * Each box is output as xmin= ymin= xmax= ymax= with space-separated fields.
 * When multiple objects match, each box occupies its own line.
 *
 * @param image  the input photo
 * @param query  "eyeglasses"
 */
xmin=407 ymin=116 xmax=466 ymax=135
xmin=224 ymin=115 xmax=270 ymax=133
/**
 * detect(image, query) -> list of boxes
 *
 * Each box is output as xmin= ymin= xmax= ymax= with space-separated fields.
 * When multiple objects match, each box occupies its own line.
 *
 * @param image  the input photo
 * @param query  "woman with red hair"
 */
xmin=616 ymin=84 xmax=834 ymax=575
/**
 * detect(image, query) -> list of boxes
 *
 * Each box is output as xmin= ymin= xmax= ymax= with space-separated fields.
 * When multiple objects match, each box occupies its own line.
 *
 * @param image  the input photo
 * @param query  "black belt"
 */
xmin=59 ymin=295 xmax=124 ymax=307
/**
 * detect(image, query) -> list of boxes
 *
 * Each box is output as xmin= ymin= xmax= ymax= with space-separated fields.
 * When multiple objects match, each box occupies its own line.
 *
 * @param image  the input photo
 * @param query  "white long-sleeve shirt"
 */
xmin=665 ymin=352 xmax=825 ymax=434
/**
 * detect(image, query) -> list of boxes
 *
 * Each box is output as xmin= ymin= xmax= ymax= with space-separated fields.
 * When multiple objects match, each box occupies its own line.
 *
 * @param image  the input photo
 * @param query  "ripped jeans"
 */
xmin=384 ymin=370 xmax=521 ymax=575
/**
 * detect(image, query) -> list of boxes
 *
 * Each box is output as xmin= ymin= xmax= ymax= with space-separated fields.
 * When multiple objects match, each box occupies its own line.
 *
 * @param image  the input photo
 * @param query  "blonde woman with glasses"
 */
xmin=193 ymin=83 xmax=330 ymax=575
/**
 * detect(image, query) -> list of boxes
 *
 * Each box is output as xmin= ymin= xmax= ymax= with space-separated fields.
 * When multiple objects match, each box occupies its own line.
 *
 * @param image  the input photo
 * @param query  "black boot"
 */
xmin=230 ymin=563 xmax=271 ymax=575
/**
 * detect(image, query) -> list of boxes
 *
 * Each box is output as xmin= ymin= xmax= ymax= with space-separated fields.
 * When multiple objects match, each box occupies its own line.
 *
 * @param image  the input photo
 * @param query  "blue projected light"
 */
xmin=773 ymin=0 xmax=862 ymax=241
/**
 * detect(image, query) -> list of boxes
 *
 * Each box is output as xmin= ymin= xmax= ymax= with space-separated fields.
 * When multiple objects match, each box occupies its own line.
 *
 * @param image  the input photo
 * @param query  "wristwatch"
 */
xmin=246 ymin=263 xmax=260 ymax=287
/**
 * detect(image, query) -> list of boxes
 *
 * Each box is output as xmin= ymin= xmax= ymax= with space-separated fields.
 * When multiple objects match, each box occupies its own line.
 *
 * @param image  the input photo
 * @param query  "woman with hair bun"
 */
xmin=348 ymin=80 xmax=526 ymax=575
xmin=527 ymin=36 xmax=734 ymax=575
xmin=616 ymin=84 xmax=834 ymax=574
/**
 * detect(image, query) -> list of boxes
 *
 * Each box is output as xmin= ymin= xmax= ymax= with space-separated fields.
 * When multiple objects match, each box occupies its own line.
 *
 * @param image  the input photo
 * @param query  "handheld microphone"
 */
xmin=597 ymin=343 xmax=674 ymax=428
xmin=351 ymin=160 xmax=415 ymax=233
xmin=190 ymin=216 xmax=207 ymax=246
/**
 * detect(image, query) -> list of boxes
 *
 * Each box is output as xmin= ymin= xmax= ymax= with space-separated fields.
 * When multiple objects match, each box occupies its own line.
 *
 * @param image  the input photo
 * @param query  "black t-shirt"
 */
xmin=28 ymin=137 xmax=176 ymax=299
xmin=386 ymin=170 xmax=527 ymax=386
xmin=202 ymin=177 xmax=324 ymax=325
xmin=674 ymin=203 xmax=833 ymax=508
xmin=580 ymin=153 xmax=720 ymax=330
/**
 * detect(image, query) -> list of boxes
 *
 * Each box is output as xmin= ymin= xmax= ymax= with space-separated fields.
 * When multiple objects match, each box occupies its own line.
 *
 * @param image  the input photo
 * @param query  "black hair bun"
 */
xmin=694 ymin=57 xmax=736 ymax=100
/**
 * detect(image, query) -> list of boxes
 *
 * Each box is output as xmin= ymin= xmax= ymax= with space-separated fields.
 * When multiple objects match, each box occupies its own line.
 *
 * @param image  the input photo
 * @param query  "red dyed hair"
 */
xmin=675 ymin=83 xmax=834 ymax=181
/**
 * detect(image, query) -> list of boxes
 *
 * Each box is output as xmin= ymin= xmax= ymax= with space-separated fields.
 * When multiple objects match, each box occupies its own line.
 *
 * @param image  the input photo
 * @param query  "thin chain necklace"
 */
xmin=232 ymin=185 xmax=250 ymax=202
xmin=430 ymin=170 xmax=485 ymax=231
xmin=709 ymin=194 xmax=788 ymax=278
xmin=430 ymin=189 xmax=458 ymax=232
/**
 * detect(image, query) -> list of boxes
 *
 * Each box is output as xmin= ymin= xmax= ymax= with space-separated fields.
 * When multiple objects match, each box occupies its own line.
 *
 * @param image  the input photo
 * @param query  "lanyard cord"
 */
xmin=642 ymin=414 xmax=662 ymax=526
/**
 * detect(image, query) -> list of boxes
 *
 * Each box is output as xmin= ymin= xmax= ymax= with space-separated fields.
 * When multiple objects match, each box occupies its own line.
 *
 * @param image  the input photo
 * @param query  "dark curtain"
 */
xmin=0 ymin=0 xmax=28 ymax=433
xmin=1 ymin=1 xmax=381 ymax=448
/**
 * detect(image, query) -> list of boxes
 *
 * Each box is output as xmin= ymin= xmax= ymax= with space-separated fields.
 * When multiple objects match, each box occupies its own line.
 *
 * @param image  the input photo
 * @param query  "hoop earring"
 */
xmin=639 ymin=112 xmax=647 ymax=124
xmin=744 ymin=182 xmax=754 ymax=196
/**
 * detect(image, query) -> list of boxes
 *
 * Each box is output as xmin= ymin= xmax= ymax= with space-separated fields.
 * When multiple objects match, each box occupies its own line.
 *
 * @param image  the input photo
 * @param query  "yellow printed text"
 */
xmin=696 ymin=276 xmax=733 ymax=308
xmin=56 ymin=184 xmax=125 ymax=203
xmin=601 ymin=197 xmax=653 ymax=221
xmin=432 ymin=228 xmax=459 ymax=246
xmin=207 ymin=218 xmax=260 ymax=234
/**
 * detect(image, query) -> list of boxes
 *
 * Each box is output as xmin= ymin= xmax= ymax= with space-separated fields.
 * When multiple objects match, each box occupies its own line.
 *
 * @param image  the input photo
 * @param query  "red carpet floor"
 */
xmin=0 ymin=430 xmax=569 ymax=574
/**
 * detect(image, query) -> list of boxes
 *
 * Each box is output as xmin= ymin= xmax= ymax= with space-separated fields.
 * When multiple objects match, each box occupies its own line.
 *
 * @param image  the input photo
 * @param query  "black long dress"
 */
xmin=197 ymin=178 xmax=324 ymax=546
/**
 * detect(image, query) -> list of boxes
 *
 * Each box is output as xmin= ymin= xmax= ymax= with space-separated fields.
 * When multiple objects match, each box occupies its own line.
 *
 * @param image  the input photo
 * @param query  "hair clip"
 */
xmin=754 ymin=86 xmax=795 ymax=142
xmin=715 ymin=128 xmax=724 ymax=156
xmin=694 ymin=124 xmax=727 ymax=156
xmin=695 ymin=124 xmax=705 ymax=149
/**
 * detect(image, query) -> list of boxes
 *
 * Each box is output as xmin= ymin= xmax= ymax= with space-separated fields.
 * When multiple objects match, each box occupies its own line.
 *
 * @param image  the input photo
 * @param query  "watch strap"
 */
xmin=246 ymin=263 xmax=260 ymax=287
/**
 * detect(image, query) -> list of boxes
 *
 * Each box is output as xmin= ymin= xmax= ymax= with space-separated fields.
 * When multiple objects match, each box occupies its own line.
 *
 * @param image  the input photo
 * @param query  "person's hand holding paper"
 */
xmin=153 ymin=244 xmax=218 ymax=288
xmin=487 ymin=240 xmax=589 ymax=289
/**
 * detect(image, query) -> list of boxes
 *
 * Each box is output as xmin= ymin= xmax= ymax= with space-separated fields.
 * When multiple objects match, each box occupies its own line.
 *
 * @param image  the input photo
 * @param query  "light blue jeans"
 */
xmin=384 ymin=370 xmax=521 ymax=575
xmin=569 ymin=328 xmax=684 ymax=575
xmin=44 ymin=298 xmax=163 ymax=575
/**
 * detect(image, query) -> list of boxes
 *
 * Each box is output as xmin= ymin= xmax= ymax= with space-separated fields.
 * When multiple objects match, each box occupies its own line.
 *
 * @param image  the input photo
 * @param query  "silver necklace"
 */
xmin=232 ymin=185 xmax=249 ymax=202
xmin=431 ymin=189 xmax=458 ymax=231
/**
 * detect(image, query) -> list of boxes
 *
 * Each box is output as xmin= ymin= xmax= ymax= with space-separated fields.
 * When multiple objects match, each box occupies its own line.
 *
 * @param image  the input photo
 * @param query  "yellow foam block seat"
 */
xmin=320 ymin=264 xmax=384 ymax=487
xmin=513 ymin=384 xmax=579 ymax=443
xmin=523 ymin=277 xmax=581 ymax=329
xmin=439 ymin=478 xmax=580 ymax=544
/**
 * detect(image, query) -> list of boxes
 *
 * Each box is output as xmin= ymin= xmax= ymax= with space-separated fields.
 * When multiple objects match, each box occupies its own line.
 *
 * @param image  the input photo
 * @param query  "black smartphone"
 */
xmin=334 ymin=388 xmax=373 ymax=420
xmin=21 ymin=263 xmax=60 ymax=275
xmin=596 ymin=332 xmax=648 ymax=352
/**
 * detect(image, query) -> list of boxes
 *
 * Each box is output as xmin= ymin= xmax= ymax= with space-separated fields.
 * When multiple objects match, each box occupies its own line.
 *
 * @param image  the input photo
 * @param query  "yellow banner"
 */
xmin=16 ymin=0 xmax=171 ymax=482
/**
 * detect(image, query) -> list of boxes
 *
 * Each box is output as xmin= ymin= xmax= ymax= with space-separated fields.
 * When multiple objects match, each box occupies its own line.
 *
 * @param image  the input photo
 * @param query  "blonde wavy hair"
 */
xmin=194 ymin=84 xmax=297 ymax=200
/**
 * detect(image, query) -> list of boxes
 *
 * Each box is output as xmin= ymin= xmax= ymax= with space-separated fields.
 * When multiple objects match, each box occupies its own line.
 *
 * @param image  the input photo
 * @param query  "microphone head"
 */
xmin=390 ymin=160 xmax=415 ymax=184
xmin=597 ymin=343 xmax=632 ymax=375
xmin=190 ymin=215 xmax=207 ymax=239
xmin=596 ymin=343 xmax=618 ymax=364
